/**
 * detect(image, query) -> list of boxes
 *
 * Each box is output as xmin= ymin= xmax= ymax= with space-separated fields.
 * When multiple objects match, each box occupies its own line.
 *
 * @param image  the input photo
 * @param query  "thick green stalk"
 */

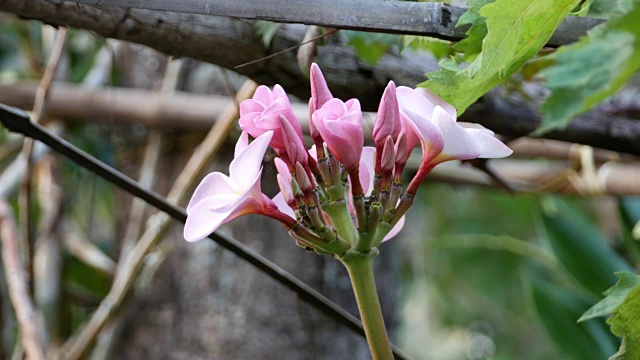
xmin=340 ymin=249 xmax=393 ymax=360
xmin=324 ymin=199 xmax=358 ymax=244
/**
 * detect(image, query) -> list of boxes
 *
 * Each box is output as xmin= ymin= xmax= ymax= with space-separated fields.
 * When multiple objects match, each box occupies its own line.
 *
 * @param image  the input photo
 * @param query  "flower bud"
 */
xmin=372 ymin=81 xmax=401 ymax=147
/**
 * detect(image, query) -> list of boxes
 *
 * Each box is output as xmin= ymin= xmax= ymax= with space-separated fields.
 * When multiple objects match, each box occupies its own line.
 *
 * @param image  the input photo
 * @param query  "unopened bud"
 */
xmin=394 ymin=132 xmax=408 ymax=165
xmin=295 ymin=162 xmax=312 ymax=193
xmin=381 ymin=136 xmax=395 ymax=173
xmin=372 ymin=81 xmax=401 ymax=147
xmin=280 ymin=115 xmax=308 ymax=167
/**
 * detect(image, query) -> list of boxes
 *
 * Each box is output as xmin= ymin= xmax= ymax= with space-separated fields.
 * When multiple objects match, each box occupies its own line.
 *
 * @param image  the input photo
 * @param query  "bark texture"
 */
xmin=0 ymin=0 xmax=436 ymax=109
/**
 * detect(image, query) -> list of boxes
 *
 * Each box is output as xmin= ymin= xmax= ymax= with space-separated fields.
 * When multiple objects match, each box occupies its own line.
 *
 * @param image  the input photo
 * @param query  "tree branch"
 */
xmin=66 ymin=0 xmax=603 ymax=46
xmin=0 ymin=0 xmax=600 ymax=110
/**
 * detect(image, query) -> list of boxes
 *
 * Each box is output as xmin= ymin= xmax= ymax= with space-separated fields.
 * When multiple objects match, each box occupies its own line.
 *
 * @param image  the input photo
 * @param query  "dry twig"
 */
xmin=18 ymin=26 xmax=67 ymax=288
xmin=0 ymin=199 xmax=45 ymax=360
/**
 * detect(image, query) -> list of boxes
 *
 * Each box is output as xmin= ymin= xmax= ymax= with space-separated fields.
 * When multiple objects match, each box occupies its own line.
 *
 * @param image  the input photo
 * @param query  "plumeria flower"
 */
xmin=239 ymin=85 xmax=303 ymax=150
xmin=396 ymin=86 xmax=512 ymax=166
xmin=184 ymin=131 xmax=291 ymax=242
xmin=312 ymin=98 xmax=364 ymax=173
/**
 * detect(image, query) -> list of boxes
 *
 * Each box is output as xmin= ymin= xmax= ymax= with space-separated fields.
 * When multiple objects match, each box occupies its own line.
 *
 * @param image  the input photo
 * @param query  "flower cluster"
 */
xmin=184 ymin=64 xmax=512 ymax=256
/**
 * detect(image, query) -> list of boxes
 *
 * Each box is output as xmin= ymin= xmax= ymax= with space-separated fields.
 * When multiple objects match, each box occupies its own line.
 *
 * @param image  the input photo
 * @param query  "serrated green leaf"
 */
xmin=537 ymin=2 xmax=640 ymax=133
xmin=421 ymin=0 xmax=580 ymax=114
xmin=608 ymin=285 xmax=640 ymax=359
xmin=454 ymin=0 xmax=495 ymax=62
xmin=541 ymin=199 xmax=633 ymax=297
xmin=530 ymin=277 xmax=618 ymax=360
xmin=580 ymin=271 xmax=640 ymax=322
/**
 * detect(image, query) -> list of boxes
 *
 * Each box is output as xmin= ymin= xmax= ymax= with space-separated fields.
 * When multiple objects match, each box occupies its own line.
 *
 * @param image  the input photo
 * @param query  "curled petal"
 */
xmin=186 ymin=172 xmax=237 ymax=214
xmin=229 ymin=131 xmax=273 ymax=190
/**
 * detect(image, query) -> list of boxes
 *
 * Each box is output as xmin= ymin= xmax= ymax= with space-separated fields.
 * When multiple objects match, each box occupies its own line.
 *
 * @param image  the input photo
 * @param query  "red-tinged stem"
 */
xmin=405 ymin=162 xmax=436 ymax=196
xmin=263 ymin=205 xmax=297 ymax=229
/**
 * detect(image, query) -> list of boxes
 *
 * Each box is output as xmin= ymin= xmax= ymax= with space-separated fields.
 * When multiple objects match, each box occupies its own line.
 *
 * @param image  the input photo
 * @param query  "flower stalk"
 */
xmin=340 ymin=248 xmax=393 ymax=360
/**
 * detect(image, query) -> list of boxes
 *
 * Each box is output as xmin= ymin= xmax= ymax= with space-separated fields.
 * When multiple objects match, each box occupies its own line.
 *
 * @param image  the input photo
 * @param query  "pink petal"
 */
xmin=414 ymin=87 xmax=456 ymax=119
xmin=403 ymin=109 xmax=444 ymax=163
xmin=229 ymin=131 xmax=273 ymax=190
xmin=184 ymin=199 xmax=232 ymax=242
xmin=272 ymin=192 xmax=295 ymax=219
xmin=359 ymin=147 xmax=376 ymax=195
xmin=431 ymin=107 xmax=482 ymax=163
xmin=397 ymin=86 xmax=437 ymax=119
xmin=234 ymin=132 xmax=249 ymax=158
xmin=310 ymin=63 xmax=333 ymax=109
xmin=186 ymin=172 xmax=237 ymax=214
xmin=252 ymin=85 xmax=273 ymax=105
xmin=240 ymin=99 xmax=265 ymax=116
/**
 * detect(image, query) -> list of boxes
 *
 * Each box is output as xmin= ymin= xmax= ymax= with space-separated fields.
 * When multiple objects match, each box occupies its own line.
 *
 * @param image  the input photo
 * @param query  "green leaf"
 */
xmin=580 ymin=271 xmax=640 ymax=322
xmin=540 ymin=199 xmax=633 ymax=297
xmin=537 ymin=2 xmax=640 ymax=133
xmin=402 ymin=35 xmax=452 ymax=59
xmin=530 ymin=276 xmax=619 ymax=360
xmin=421 ymin=0 xmax=580 ymax=114
xmin=344 ymin=31 xmax=401 ymax=65
xmin=608 ymin=285 xmax=640 ymax=359
xmin=453 ymin=0 xmax=495 ymax=62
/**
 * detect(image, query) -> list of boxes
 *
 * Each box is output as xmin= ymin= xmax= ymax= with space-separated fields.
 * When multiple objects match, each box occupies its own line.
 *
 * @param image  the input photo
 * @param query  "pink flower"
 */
xmin=396 ymin=86 xmax=512 ymax=166
xmin=372 ymin=81 xmax=401 ymax=148
xmin=312 ymin=98 xmax=364 ymax=172
xmin=239 ymin=85 xmax=303 ymax=150
xmin=184 ymin=131 xmax=276 ymax=242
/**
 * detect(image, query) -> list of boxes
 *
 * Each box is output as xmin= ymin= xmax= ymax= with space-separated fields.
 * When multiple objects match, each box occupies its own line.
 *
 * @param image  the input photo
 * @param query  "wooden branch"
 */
xmin=0 ymin=0 xmax=598 ymax=110
xmin=2 ymin=82 xmax=640 ymax=157
xmin=67 ymin=0 xmax=602 ymax=46
xmin=428 ymin=160 xmax=640 ymax=196
xmin=0 ymin=200 xmax=45 ymax=360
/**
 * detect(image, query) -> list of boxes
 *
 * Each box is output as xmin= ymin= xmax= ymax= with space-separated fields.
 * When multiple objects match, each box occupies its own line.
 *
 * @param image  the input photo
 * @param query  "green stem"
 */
xmin=340 ymin=249 xmax=393 ymax=360
xmin=324 ymin=199 xmax=358 ymax=244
